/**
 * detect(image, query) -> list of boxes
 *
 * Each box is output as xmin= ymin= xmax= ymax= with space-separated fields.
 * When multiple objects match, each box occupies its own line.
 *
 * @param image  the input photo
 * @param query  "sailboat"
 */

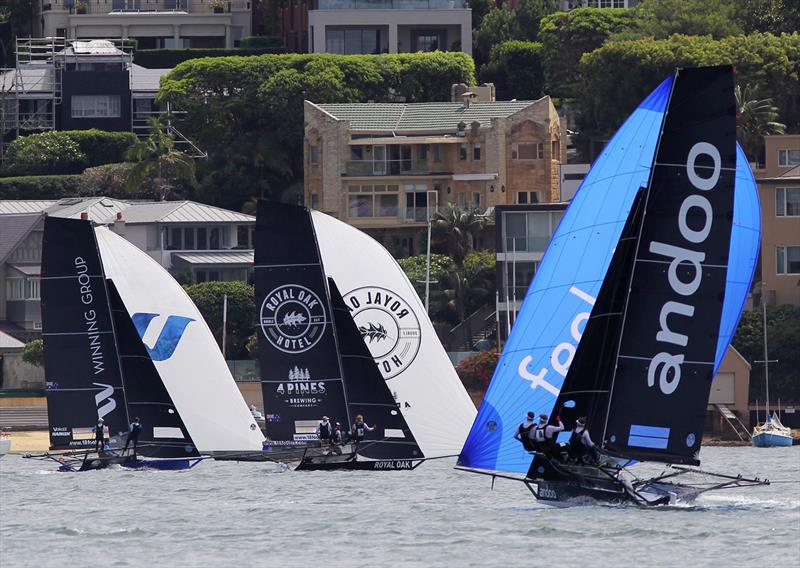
xmin=256 ymin=201 xmax=425 ymax=470
xmin=751 ymin=304 xmax=793 ymax=447
xmin=29 ymin=216 xmax=261 ymax=471
xmin=457 ymin=66 xmax=768 ymax=505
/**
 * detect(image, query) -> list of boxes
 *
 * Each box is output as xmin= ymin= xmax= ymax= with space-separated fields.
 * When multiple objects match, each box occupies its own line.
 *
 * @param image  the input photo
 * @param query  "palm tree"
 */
xmin=736 ymin=83 xmax=786 ymax=164
xmin=431 ymin=205 xmax=488 ymax=267
xmin=125 ymin=117 xmax=198 ymax=201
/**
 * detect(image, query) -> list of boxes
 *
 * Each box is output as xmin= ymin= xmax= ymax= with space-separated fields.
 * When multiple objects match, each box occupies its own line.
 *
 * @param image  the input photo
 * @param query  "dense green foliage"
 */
xmin=2 ymin=130 xmax=137 ymax=176
xmin=732 ymin=305 xmax=800 ymax=401
xmin=0 ymin=174 xmax=83 ymax=199
xmin=577 ymin=33 xmax=800 ymax=154
xmin=538 ymin=7 xmax=637 ymax=99
xmin=21 ymin=339 xmax=43 ymax=368
xmin=633 ymin=0 xmax=742 ymax=39
xmin=482 ymin=41 xmax=545 ymax=101
xmin=397 ymin=254 xmax=455 ymax=298
xmin=134 ymin=47 xmax=286 ymax=69
xmin=158 ymin=52 xmax=475 ymax=211
xmin=473 ymin=0 xmax=555 ymax=66
xmin=734 ymin=0 xmax=800 ymax=35
xmin=182 ymin=281 xmax=255 ymax=358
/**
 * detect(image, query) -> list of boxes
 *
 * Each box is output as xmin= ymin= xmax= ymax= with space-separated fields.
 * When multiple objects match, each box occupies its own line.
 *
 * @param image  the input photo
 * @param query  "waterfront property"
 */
xmin=304 ymin=90 xmax=565 ymax=254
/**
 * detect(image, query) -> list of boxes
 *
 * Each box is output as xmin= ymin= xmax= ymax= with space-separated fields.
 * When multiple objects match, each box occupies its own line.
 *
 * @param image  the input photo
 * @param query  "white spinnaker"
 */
xmin=95 ymin=227 xmax=264 ymax=452
xmin=312 ymin=211 xmax=477 ymax=457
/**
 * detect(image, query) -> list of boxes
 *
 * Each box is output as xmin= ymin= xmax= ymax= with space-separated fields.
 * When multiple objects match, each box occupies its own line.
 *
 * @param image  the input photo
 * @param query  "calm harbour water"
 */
xmin=1 ymin=446 xmax=798 ymax=567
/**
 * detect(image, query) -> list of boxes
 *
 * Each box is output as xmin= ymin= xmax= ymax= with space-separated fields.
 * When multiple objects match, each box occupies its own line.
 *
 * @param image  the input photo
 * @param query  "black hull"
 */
xmin=295 ymin=457 xmax=425 ymax=471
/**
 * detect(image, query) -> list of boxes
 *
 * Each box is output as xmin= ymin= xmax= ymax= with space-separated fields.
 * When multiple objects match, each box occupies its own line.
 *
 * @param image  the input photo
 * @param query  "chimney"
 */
xmin=114 ymin=211 xmax=126 ymax=235
xmin=80 ymin=212 xmax=88 ymax=220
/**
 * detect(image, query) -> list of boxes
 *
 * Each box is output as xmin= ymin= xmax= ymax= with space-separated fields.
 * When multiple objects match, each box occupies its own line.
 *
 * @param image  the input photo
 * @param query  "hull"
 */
xmin=752 ymin=431 xmax=793 ymax=448
xmin=0 ymin=438 xmax=10 ymax=458
xmin=296 ymin=456 xmax=425 ymax=471
xmin=120 ymin=457 xmax=204 ymax=470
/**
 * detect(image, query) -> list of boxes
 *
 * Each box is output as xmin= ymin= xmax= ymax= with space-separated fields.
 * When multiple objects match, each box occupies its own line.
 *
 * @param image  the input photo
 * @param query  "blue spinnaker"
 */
xmin=458 ymin=78 xmax=761 ymax=474
xmin=458 ymin=78 xmax=673 ymax=473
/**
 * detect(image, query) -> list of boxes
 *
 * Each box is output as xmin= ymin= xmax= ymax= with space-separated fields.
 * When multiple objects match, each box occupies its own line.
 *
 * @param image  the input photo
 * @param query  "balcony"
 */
xmin=43 ymin=0 xmax=250 ymax=15
xmin=345 ymin=159 xmax=436 ymax=177
xmin=315 ymin=0 xmax=461 ymax=9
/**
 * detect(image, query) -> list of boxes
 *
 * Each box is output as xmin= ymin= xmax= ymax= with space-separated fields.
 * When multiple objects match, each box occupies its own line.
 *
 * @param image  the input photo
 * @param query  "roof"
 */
xmin=0 ymin=198 xmax=254 ymax=225
xmin=0 ymin=330 xmax=25 ymax=350
xmin=758 ymin=164 xmax=800 ymax=182
xmin=8 ymin=264 xmax=41 ymax=276
xmin=172 ymin=251 xmax=254 ymax=267
xmin=315 ymin=100 xmax=542 ymax=133
xmin=0 ymin=68 xmax=53 ymax=95
xmin=0 ymin=214 xmax=42 ymax=264
xmin=130 ymin=64 xmax=171 ymax=92
xmin=67 ymin=40 xmax=126 ymax=56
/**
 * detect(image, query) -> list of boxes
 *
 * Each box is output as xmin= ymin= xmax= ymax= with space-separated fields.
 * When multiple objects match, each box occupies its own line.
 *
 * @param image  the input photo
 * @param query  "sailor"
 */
xmin=330 ymin=422 xmax=344 ymax=455
xmin=568 ymin=417 xmax=599 ymax=464
xmin=123 ymin=417 xmax=142 ymax=456
xmin=514 ymin=411 xmax=536 ymax=451
xmin=316 ymin=416 xmax=333 ymax=448
xmin=93 ymin=417 xmax=106 ymax=452
xmin=530 ymin=413 xmax=564 ymax=458
xmin=351 ymin=414 xmax=375 ymax=446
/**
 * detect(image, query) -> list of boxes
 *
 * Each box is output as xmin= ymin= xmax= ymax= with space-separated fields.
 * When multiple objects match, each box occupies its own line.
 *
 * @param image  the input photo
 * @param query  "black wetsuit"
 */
xmin=124 ymin=421 xmax=142 ymax=455
xmin=94 ymin=422 xmax=105 ymax=452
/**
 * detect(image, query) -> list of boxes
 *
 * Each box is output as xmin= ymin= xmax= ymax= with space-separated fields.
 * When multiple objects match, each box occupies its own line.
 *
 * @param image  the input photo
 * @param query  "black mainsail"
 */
xmin=255 ymin=201 xmax=350 ymax=444
xmin=328 ymin=279 xmax=422 ymax=460
xmin=41 ymin=216 xmax=129 ymax=450
xmin=107 ymin=280 xmax=199 ymax=458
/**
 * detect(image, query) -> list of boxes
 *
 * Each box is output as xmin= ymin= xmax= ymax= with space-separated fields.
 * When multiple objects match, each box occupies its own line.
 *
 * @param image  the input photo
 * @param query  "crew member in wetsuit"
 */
xmin=93 ymin=417 xmax=106 ymax=452
xmin=514 ymin=411 xmax=536 ymax=451
xmin=124 ymin=417 xmax=142 ymax=456
xmin=530 ymin=413 xmax=564 ymax=459
xmin=316 ymin=416 xmax=333 ymax=452
xmin=567 ymin=416 xmax=598 ymax=464
xmin=331 ymin=422 xmax=344 ymax=455
xmin=351 ymin=415 xmax=375 ymax=447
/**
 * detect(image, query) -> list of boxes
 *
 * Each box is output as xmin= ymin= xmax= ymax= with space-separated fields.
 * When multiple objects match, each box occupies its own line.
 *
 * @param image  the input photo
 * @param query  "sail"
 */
xmin=601 ymin=66 xmax=736 ymax=465
xmin=328 ymin=278 xmax=422 ymax=460
xmin=312 ymin=211 xmax=475 ymax=458
xmin=107 ymin=280 xmax=199 ymax=458
xmin=458 ymin=78 xmax=674 ymax=473
xmin=94 ymin=227 xmax=264 ymax=453
xmin=255 ymin=201 xmax=350 ymax=444
xmin=41 ymin=217 xmax=128 ymax=450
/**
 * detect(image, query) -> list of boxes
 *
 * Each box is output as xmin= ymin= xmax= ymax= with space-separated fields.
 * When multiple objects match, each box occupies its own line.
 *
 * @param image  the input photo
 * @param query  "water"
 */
xmin=1 ymin=446 xmax=798 ymax=567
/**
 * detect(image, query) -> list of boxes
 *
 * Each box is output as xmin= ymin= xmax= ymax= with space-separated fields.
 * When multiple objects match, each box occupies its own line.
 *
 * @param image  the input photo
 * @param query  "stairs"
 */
xmin=0 ymin=406 xmax=49 ymax=429
xmin=715 ymin=404 xmax=751 ymax=441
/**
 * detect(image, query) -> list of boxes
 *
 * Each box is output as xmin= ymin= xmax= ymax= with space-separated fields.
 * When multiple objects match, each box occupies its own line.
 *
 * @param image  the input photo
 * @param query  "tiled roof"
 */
xmin=0 ymin=198 xmax=254 ymax=225
xmin=316 ymin=100 xmax=540 ymax=133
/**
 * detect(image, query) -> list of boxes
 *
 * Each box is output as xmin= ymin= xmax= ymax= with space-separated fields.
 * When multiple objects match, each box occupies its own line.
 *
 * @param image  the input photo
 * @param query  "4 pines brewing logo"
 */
xmin=260 ymin=284 xmax=326 ymax=354
xmin=343 ymin=286 xmax=421 ymax=380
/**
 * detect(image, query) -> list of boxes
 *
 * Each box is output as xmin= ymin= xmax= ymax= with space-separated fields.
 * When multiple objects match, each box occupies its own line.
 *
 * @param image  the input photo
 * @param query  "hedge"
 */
xmin=0 ymin=175 xmax=83 ymax=200
xmin=134 ymin=47 xmax=286 ymax=69
xmin=2 ymin=130 xmax=137 ymax=176
xmin=481 ymin=41 xmax=545 ymax=101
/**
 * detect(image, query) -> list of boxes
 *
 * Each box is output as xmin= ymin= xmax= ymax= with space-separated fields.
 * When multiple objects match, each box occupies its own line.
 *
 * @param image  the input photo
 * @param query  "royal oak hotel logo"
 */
xmin=260 ymin=284 xmax=326 ymax=354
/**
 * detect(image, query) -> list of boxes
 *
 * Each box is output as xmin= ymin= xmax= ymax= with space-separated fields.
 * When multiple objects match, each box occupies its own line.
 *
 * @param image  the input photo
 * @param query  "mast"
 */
xmin=763 ymin=302 xmax=770 ymax=419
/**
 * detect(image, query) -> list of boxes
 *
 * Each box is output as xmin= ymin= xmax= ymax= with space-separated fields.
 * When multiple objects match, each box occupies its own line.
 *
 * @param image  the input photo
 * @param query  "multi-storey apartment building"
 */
xmin=757 ymin=134 xmax=800 ymax=306
xmin=307 ymin=0 xmax=472 ymax=55
xmin=37 ymin=0 xmax=252 ymax=48
xmin=304 ymin=92 xmax=565 ymax=254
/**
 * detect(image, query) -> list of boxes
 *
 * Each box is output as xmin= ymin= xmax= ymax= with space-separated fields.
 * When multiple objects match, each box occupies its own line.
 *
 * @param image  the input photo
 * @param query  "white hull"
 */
xmin=0 ymin=437 xmax=11 ymax=457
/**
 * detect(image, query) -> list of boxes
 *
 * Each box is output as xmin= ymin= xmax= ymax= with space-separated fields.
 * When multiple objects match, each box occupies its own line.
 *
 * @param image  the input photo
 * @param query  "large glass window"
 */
xmin=71 ymin=95 xmax=121 ymax=118
xmin=776 ymin=187 xmax=800 ymax=216
xmin=414 ymin=30 xmax=445 ymax=52
xmin=473 ymin=143 xmax=481 ymax=161
xmin=504 ymin=212 xmax=527 ymax=252
xmin=778 ymin=149 xmax=800 ymax=166
xmin=776 ymin=246 xmax=800 ymax=274
xmin=512 ymin=142 xmax=544 ymax=160
xmin=347 ymin=185 xmax=400 ymax=218
xmin=516 ymin=191 xmax=539 ymax=204
xmin=326 ymin=28 xmax=382 ymax=54
xmin=459 ymin=144 xmax=467 ymax=161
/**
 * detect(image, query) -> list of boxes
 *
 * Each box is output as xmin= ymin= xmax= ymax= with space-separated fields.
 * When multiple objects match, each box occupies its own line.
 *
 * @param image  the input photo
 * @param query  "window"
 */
xmin=472 ymin=192 xmax=481 ymax=208
xmin=432 ymin=144 xmax=442 ymax=163
xmin=516 ymin=191 xmax=539 ymax=204
xmin=310 ymin=193 xmax=320 ymax=210
xmin=236 ymin=225 xmax=253 ymax=248
xmin=512 ymin=142 xmax=543 ymax=160
xmin=169 ymin=227 xmax=183 ymax=250
xmin=5 ymin=278 xmax=39 ymax=300
xmin=350 ymin=146 xmax=363 ymax=161
xmin=778 ymin=149 xmax=800 ymax=166
xmin=197 ymin=228 xmax=207 ymax=250
xmin=195 ymin=270 xmax=222 ymax=283
xmin=473 ymin=143 xmax=481 ymax=161
xmin=552 ymin=140 xmax=560 ymax=161
xmin=326 ymin=28 xmax=382 ymax=54
xmin=419 ymin=144 xmax=428 ymax=162
xmin=776 ymin=246 xmax=800 ymax=274
xmin=459 ymin=144 xmax=467 ymax=161
xmin=413 ymin=30 xmax=445 ymax=52
xmin=26 ymin=278 xmax=40 ymax=300
xmin=347 ymin=185 xmax=400 ymax=218
xmin=589 ymin=0 xmax=626 ymax=6
xmin=457 ymin=192 xmax=467 ymax=208
xmin=71 ymin=95 xmax=121 ymax=118
xmin=776 ymin=188 xmax=800 ymax=216
xmin=309 ymin=144 xmax=319 ymax=166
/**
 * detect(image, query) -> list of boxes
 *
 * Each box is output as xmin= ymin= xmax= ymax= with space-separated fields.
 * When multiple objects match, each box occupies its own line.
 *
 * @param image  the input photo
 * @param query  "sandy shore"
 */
xmin=4 ymin=430 xmax=50 ymax=454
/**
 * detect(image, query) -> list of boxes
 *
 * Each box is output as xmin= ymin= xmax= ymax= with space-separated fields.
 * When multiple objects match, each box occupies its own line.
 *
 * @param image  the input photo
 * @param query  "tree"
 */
xmin=0 ymin=1 xmax=33 ymax=68
xmin=431 ymin=206 xmax=488 ymax=267
xmin=734 ymin=0 xmax=800 ymax=35
xmin=481 ymin=40 xmax=545 ymax=100
xmin=633 ymin=0 xmax=742 ymax=39
xmin=517 ymin=0 xmax=557 ymax=41
xmin=182 ymin=281 xmax=256 ymax=358
xmin=473 ymin=6 xmax=522 ymax=67
xmin=125 ymin=117 xmax=197 ymax=201
xmin=22 ymin=338 xmax=43 ymax=367
xmin=736 ymin=83 xmax=786 ymax=163
xmin=469 ymin=0 xmax=495 ymax=30
xmin=2 ymin=131 xmax=87 ymax=176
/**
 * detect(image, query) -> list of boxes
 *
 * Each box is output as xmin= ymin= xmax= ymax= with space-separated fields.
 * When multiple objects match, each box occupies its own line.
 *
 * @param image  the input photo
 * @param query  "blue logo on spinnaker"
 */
xmin=131 ymin=313 xmax=195 ymax=361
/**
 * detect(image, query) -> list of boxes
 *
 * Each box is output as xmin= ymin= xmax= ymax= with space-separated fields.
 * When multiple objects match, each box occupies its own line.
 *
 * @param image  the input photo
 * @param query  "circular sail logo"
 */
xmin=343 ymin=286 xmax=421 ymax=380
xmin=260 ymin=284 xmax=326 ymax=354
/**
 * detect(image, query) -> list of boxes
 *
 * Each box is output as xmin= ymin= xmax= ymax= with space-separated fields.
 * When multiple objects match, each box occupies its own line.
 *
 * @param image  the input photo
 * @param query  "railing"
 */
xmin=345 ymin=159 xmax=430 ymax=176
xmin=445 ymin=305 xmax=495 ymax=351
xmin=316 ymin=0 xmax=461 ymax=9
xmin=42 ymin=0 xmax=251 ymax=14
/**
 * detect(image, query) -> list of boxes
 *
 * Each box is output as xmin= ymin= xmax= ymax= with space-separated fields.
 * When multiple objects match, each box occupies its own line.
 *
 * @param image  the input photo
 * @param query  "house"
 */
xmin=288 ymin=0 xmax=472 ymax=55
xmin=37 ymin=1 xmax=252 ymax=48
xmin=756 ymin=134 xmax=800 ymax=306
xmin=0 ymin=197 xmax=255 ymax=338
xmin=304 ymin=91 xmax=566 ymax=254
xmin=0 ymin=38 xmax=182 ymax=163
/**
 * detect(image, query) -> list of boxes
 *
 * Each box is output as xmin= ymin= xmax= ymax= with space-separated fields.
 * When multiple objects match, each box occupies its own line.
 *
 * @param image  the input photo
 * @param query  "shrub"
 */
xmin=3 ymin=132 xmax=87 ymax=175
xmin=61 ymin=130 xmax=138 ymax=167
xmin=79 ymin=162 xmax=136 ymax=197
xmin=0 ymin=175 xmax=83 ymax=199
xmin=456 ymin=349 xmax=500 ymax=392
xmin=22 ymin=339 xmax=44 ymax=367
